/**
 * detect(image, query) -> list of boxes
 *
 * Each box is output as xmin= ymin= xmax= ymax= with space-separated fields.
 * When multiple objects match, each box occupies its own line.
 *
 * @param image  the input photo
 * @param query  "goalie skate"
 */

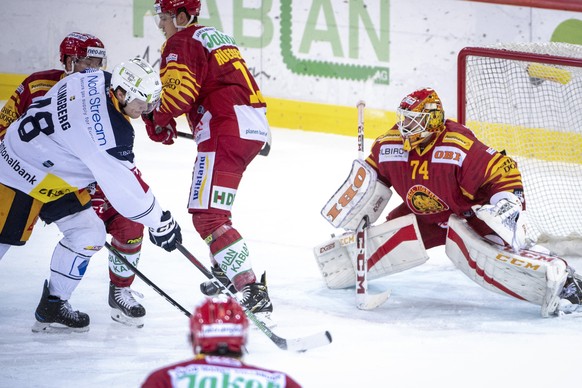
xmin=109 ymin=282 xmax=146 ymax=328
xmin=32 ymin=280 xmax=90 ymax=333
xmin=557 ymin=272 xmax=582 ymax=315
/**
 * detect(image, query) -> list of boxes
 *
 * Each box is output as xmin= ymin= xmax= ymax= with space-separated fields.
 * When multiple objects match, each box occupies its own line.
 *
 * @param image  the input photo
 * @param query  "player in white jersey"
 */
xmin=0 ymin=57 xmax=182 ymax=333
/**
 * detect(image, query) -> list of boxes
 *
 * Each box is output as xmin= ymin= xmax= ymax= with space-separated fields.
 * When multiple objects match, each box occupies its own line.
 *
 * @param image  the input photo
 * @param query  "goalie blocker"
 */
xmin=321 ymin=159 xmax=391 ymax=231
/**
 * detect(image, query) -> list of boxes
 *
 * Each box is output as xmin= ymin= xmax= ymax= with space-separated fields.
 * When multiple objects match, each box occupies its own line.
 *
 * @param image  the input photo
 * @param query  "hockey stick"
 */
xmin=175 ymin=241 xmax=332 ymax=352
xmin=355 ymin=217 xmax=391 ymax=310
xmin=177 ymin=130 xmax=193 ymax=140
xmin=357 ymin=100 xmax=366 ymax=160
xmin=354 ymin=101 xmax=391 ymax=310
xmin=104 ymin=242 xmax=191 ymax=318
xmin=176 ymin=130 xmax=270 ymax=156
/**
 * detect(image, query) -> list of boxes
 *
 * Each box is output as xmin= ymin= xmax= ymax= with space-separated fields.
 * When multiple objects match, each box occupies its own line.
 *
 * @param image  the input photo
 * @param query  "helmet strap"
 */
xmin=63 ymin=57 xmax=75 ymax=75
xmin=173 ymin=12 xmax=196 ymax=29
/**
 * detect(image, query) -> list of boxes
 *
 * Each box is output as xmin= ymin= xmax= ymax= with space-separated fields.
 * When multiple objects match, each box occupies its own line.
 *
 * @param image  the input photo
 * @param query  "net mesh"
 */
xmin=460 ymin=42 xmax=582 ymax=255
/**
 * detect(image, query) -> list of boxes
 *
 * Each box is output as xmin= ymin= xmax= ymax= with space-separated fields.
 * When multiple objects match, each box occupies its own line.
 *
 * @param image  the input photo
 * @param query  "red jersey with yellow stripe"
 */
xmin=365 ymin=119 xmax=525 ymax=225
xmin=154 ymin=24 xmax=269 ymax=146
xmin=0 ymin=69 xmax=66 ymax=139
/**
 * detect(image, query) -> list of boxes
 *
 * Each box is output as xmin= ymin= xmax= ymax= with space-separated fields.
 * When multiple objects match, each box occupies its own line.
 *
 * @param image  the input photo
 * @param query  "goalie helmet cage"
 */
xmin=457 ymin=43 xmax=582 ymax=256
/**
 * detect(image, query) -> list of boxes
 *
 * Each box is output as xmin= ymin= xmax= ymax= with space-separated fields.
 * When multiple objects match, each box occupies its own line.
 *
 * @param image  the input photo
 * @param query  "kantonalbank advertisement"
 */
xmin=1 ymin=0 xmax=581 ymax=137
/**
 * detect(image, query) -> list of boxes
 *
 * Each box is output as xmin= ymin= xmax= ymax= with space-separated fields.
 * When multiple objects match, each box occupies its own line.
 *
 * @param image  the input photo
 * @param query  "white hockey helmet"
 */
xmin=111 ymin=57 xmax=162 ymax=114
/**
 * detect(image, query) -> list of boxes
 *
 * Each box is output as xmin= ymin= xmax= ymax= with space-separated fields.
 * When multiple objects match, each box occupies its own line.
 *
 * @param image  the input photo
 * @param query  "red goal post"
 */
xmin=457 ymin=43 xmax=582 ymax=256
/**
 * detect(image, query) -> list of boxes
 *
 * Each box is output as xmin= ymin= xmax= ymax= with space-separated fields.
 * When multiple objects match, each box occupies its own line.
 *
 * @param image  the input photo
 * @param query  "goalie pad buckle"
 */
xmin=313 ymin=214 xmax=429 ymax=289
xmin=445 ymin=214 xmax=568 ymax=317
xmin=321 ymin=159 xmax=391 ymax=231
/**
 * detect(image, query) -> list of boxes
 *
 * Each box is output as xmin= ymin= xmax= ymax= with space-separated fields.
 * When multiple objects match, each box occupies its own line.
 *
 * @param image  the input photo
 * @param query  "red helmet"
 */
xmin=154 ymin=0 xmax=201 ymax=16
xmin=190 ymin=297 xmax=248 ymax=355
xmin=59 ymin=32 xmax=107 ymax=65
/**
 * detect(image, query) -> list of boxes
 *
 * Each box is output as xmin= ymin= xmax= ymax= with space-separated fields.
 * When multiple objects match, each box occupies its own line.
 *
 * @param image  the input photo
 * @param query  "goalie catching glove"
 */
xmin=149 ymin=210 xmax=182 ymax=252
xmin=472 ymin=191 xmax=527 ymax=251
xmin=142 ymin=113 xmax=178 ymax=145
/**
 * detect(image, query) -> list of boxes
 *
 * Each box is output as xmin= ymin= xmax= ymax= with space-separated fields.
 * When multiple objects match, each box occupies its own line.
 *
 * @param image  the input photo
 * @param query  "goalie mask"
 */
xmin=190 ymin=297 xmax=248 ymax=355
xmin=397 ymin=88 xmax=445 ymax=151
xmin=59 ymin=32 xmax=107 ymax=73
xmin=111 ymin=57 xmax=162 ymax=114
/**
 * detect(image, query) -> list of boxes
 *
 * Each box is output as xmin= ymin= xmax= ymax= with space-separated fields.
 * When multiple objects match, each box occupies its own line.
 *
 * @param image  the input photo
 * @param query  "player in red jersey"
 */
xmin=0 ymin=32 xmax=106 ymax=139
xmin=144 ymin=0 xmax=273 ymax=320
xmin=367 ymin=87 xmax=526 ymax=249
xmin=316 ymin=88 xmax=582 ymax=316
xmin=141 ymin=297 xmax=301 ymax=388
xmin=0 ymin=33 xmax=152 ymax=328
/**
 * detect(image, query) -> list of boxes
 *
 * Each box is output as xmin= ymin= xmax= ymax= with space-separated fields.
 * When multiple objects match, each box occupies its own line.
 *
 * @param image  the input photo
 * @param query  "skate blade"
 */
xmin=31 ymin=321 xmax=89 ymax=333
xmin=110 ymin=307 xmax=145 ymax=328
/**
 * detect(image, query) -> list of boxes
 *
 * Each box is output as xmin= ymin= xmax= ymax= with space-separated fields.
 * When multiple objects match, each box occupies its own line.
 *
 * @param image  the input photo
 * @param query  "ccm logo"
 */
xmin=356 ymin=229 xmax=366 ymax=294
xmin=325 ymin=167 xmax=367 ymax=222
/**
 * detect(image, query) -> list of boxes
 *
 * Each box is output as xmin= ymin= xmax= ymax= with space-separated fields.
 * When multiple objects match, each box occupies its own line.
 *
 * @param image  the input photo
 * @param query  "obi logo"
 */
xmin=211 ymin=186 xmax=237 ymax=211
xmin=431 ymin=146 xmax=466 ymax=167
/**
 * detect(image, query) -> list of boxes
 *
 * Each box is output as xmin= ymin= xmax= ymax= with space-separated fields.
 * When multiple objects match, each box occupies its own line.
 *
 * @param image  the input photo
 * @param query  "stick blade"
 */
xmin=283 ymin=330 xmax=333 ymax=352
xmin=357 ymin=290 xmax=392 ymax=310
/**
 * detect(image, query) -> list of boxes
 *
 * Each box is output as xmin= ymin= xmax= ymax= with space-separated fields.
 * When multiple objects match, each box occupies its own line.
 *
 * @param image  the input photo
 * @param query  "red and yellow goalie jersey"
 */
xmin=0 ymin=69 xmax=66 ymax=140
xmin=365 ymin=119 xmax=525 ymax=226
xmin=155 ymin=24 xmax=268 ymax=142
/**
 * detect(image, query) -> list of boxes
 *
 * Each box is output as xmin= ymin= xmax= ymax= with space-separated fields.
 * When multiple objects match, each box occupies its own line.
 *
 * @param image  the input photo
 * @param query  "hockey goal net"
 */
xmin=457 ymin=43 xmax=582 ymax=256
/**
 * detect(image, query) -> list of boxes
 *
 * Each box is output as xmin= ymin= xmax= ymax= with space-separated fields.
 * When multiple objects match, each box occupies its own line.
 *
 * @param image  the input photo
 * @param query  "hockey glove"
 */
xmin=149 ymin=210 xmax=182 ymax=252
xmin=142 ymin=113 xmax=178 ymax=145
xmin=472 ymin=192 xmax=527 ymax=251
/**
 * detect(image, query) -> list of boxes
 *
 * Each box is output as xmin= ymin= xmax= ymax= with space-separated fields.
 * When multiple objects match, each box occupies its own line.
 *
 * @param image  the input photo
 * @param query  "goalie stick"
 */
xmin=105 ymin=242 xmax=191 ymax=317
xmin=355 ymin=217 xmax=392 ymax=310
xmin=355 ymin=101 xmax=391 ymax=310
xmin=175 ymin=241 xmax=332 ymax=352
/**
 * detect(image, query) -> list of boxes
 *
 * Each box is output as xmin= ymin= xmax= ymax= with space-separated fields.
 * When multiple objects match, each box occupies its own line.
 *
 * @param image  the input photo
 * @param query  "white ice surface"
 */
xmin=1 ymin=123 xmax=581 ymax=388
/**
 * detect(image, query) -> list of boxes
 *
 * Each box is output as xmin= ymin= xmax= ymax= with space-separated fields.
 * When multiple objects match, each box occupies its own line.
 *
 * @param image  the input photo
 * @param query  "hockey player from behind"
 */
xmin=316 ymin=87 xmax=582 ymax=316
xmin=0 ymin=32 xmax=152 ymax=328
xmin=141 ymin=297 xmax=301 ymax=388
xmin=0 ymin=57 xmax=182 ymax=332
xmin=143 ymin=0 xmax=273 ymax=319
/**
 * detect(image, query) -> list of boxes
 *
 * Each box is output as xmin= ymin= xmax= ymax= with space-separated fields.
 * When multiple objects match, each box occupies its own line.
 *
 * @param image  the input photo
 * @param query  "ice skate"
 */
xmin=557 ymin=271 xmax=582 ymax=315
xmin=200 ymin=265 xmax=237 ymax=296
xmin=109 ymin=282 xmax=146 ymax=328
xmin=32 ymin=280 xmax=90 ymax=333
xmin=239 ymin=272 xmax=274 ymax=327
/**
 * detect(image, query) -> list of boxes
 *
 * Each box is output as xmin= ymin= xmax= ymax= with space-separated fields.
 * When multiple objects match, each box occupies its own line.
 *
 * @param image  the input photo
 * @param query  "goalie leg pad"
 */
xmin=314 ymin=214 xmax=429 ymax=289
xmin=445 ymin=214 xmax=568 ymax=316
